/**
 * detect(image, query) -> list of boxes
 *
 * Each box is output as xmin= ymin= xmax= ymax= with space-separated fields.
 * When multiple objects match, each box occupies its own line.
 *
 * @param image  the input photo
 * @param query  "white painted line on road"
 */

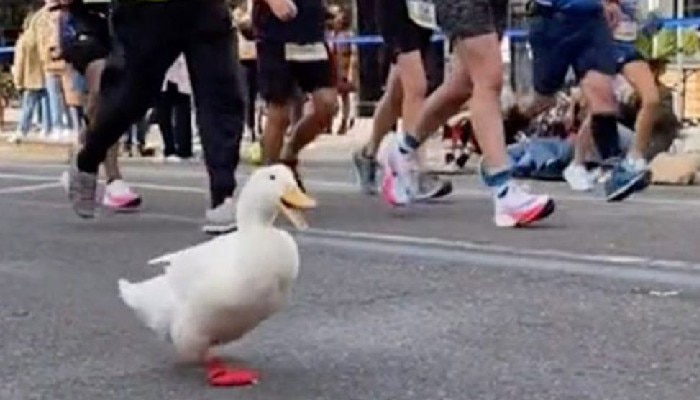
xmin=0 ymin=182 xmax=61 ymax=194
xmin=300 ymin=235 xmax=700 ymax=289
xmin=299 ymin=227 xmax=700 ymax=272
xmin=2 ymin=196 xmax=700 ymax=287
xmin=0 ymin=172 xmax=58 ymax=181
xmin=0 ymin=170 xmax=700 ymax=209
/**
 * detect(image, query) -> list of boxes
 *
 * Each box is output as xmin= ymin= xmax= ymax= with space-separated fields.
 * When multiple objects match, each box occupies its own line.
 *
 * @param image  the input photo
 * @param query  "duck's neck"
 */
xmin=236 ymin=197 xmax=278 ymax=230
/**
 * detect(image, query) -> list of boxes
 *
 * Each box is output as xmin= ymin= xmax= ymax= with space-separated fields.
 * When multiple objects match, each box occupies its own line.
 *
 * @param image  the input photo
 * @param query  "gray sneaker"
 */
xmin=414 ymin=173 xmax=453 ymax=202
xmin=352 ymin=149 xmax=379 ymax=195
xmin=202 ymin=197 xmax=237 ymax=235
xmin=64 ymin=161 xmax=98 ymax=219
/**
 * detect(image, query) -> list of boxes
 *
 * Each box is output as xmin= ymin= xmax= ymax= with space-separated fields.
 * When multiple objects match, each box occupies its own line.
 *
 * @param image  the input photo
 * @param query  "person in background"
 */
xmin=353 ymin=0 xmax=452 ymax=199
xmin=65 ymin=0 xmax=245 ymax=235
xmin=124 ymin=113 xmax=153 ymax=157
xmin=61 ymin=64 xmax=84 ymax=140
xmin=58 ymin=0 xmax=142 ymax=212
xmin=517 ymin=0 xmax=649 ymax=202
xmin=380 ymin=0 xmax=555 ymax=227
xmin=563 ymin=0 xmax=659 ymax=192
xmin=0 ymin=65 xmax=11 ymax=133
xmin=254 ymin=0 xmax=338 ymax=190
xmin=157 ymin=54 xmax=193 ymax=162
xmin=328 ymin=6 xmax=355 ymax=136
xmin=233 ymin=0 xmax=260 ymax=141
xmin=9 ymin=5 xmax=49 ymax=143
xmin=36 ymin=0 xmax=69 ymax=140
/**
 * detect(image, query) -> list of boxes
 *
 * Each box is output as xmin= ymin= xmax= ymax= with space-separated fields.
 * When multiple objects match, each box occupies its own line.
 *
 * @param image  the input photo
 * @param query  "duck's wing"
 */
xmin=159 ymin=235 xmax=236 ymax=298
xmin=148 ymin=234 xmax=229 ymax=268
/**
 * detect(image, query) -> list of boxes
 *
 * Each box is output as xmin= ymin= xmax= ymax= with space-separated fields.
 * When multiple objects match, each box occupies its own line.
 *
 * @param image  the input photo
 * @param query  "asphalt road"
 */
xmin=1 ymin=159 xmax=699 ymax=400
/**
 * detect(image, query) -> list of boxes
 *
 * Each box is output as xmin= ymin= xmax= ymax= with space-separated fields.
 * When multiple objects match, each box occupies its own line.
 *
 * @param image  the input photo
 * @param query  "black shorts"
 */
xmin=257 ymin=41 xmax=333 ymax=104
xmin=433 ymin=0 xmax=507 ymax=40
xmin=376 ymin=0 xmax=433 ymax=63
xmin=63 ymin=39 xmax=109 ymax=75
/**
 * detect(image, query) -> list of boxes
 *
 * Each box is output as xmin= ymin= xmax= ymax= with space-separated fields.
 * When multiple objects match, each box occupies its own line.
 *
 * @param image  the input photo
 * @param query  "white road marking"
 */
xmin=0 ymin=182 xmax=62 ymax=194
xmin=0 ymin=170 xmax=699 ymax=208
xmin=300 ymin=235 xmax=700 ymax=289
xmin=4 ymin=195 xmax=700 ymax=286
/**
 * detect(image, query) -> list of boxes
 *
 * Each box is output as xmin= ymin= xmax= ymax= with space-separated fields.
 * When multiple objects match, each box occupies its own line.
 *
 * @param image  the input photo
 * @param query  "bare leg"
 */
xmin=365 ymin=66 xmax=403 ymax=157
xmin=412 ymin=55 xmax=472 ymax=142
xmin=261 ymin=102 xmax=291 ymax=164
xmin=336 ymin=91 xmax=350 ymax=135
xmin=573 ymin=115 xmax=595 ymax=165
xmin=622 ymin=60 xmax=659 ymax=160
xmin=0 ymin=97 xmax=5 ymax=130
xmin=282 ymin=87 xmax=337 ymax=160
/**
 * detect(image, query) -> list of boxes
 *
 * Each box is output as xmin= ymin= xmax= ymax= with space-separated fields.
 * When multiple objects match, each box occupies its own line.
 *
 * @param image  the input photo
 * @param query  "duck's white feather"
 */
xmin=117 ymin=165 xmax=306 ymax=362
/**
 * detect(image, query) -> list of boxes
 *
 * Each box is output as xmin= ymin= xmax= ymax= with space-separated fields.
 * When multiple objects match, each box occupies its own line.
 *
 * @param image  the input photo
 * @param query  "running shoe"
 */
xmin=605 ymin=159 xmax=650 ymax=202
xmin=493 ymin=182 xmax=555 ymax=228
xmin=352 ymin=148 xmax=379 ymax=195
xmin=379 ymin=135 xmax=418 ymax=207
xmin=103 ymin=180 xmax=142 ymax=212
xmin=563 ymin=163 xmax=595 ymax=192
xmin=63 ymin=159 xmax=98 ymax=219
xmin=414 ymin=173 xmax=453 ymax=201
xmin=203 ymin=197 xmax=237 ymax=234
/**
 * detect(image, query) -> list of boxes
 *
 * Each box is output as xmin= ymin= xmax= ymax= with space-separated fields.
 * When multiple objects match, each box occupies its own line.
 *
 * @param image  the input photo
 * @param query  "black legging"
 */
xmin=241 ymin=58 xmax=258 ymax=140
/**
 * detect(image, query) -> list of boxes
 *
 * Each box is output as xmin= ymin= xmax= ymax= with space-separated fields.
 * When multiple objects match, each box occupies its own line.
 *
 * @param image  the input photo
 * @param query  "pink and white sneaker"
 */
xmin=493 ymin=182 xmax=555 ymax=227
xmin=379 ymin=135 xmax=418 ymax=207
xmin=102 ymin=180 xmax=142 ymax=212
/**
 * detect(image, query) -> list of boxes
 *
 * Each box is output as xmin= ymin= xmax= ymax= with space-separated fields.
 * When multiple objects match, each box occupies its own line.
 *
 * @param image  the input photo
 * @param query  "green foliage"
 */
xmin=636 ymin=27 xmax=700 ymax=61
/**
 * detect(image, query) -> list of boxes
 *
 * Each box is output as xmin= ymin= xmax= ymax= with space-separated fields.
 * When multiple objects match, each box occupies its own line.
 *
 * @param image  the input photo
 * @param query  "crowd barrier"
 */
xmin=0 ymin=17 xmax=698 ymax=56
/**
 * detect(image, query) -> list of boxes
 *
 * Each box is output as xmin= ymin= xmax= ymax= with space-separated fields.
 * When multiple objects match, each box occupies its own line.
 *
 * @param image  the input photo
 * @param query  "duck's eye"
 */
xmin=269 ymin=174 xmax=276 ymax=181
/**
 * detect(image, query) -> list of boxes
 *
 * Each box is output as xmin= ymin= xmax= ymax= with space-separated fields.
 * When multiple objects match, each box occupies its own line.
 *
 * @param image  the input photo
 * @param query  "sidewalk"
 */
xmin=0 ymin=106 xmax=452 ymax=169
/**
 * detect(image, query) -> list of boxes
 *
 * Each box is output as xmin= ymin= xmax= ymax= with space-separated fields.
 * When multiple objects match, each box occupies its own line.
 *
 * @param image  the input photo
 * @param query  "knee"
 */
xmin=472 ymin=71 xmax=503 ymax=97
xmin=403 ymin=76 xmax=428 ymax=103
xmin=312 ymin=89 xmax=338 ymax=118
xmin=582 ymin=74 xmax=616 ymax=113
xmin=444 ymin=78 xmax=473 ymax=106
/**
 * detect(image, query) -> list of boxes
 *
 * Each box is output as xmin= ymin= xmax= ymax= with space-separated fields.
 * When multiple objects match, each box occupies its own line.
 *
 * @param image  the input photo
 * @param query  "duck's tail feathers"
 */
xmin=118 ymin=276 xmax=176 ymax=340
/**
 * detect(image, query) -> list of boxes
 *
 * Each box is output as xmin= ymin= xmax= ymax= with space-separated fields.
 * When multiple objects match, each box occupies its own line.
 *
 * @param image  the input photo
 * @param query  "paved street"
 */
xmin=1 ymin=157 xmax=700 ymax=400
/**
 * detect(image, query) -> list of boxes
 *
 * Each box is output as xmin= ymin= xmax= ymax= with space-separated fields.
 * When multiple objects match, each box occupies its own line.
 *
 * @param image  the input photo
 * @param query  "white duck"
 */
xmin=117 ymin=165 xmax=315 ymax=386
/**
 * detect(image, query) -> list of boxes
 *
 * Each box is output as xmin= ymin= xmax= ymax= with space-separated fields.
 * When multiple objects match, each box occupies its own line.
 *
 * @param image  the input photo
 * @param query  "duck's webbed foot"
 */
xmin=206 ymin=357 xmax=259 ymax=387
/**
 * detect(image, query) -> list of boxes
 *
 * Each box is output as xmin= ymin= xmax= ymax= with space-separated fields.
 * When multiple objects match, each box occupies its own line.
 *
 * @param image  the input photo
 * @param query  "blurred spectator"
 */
xmin=36 ymin=0 xmax=68 ymax=139
xmin=328 ymin=6 xmax=355 ymax=136
xmin=233 ymin=0 xmax=259 ymax=141
xmin=157 ymin=54 xmax=193 ymax=162
xmin=9 ymin=5 xmax=49 ymax=142
xmin=61 ymin=64 xmax=84 ymax=138
xmin=124 ymin=114 xmax=153 ymax=158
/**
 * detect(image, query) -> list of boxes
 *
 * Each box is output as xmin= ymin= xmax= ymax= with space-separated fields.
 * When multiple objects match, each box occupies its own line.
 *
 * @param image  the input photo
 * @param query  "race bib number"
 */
xmin=614 ymin=20 xmax=638 ymax=42
xmin=406 ymin=0 xmax=439 ymax=31
xmin=284 ymin=43 xmax=328 ymax=62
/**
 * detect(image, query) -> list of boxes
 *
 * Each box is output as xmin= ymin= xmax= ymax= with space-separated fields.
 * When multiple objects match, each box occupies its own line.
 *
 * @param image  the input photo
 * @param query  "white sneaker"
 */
xmin=379 ymin=134 xmax=418 ymax=207
xmin=102 ymin=180 xmax=142 ymax=212
xmin=203 ymin=197 xmax=237 ymax=234
xmin=626 ymin=156 xmax=648 ymax=173
xmin=7 ymin=133 xmax=22 ymax=144
xmin=563 ymin=163 xmax=595 ymax=192
xmin=493 ymin=182 xmax=555 ymax=228
xmin=165 ymin=155 xmax=182 ymax=163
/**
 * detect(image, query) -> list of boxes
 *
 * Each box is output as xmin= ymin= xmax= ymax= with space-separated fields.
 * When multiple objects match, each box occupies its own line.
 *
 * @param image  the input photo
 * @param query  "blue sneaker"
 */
xmin=605 ymin=161 xmax=650 ymax=202
xmin=352 ymin=148 xmax=379 ymax=195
